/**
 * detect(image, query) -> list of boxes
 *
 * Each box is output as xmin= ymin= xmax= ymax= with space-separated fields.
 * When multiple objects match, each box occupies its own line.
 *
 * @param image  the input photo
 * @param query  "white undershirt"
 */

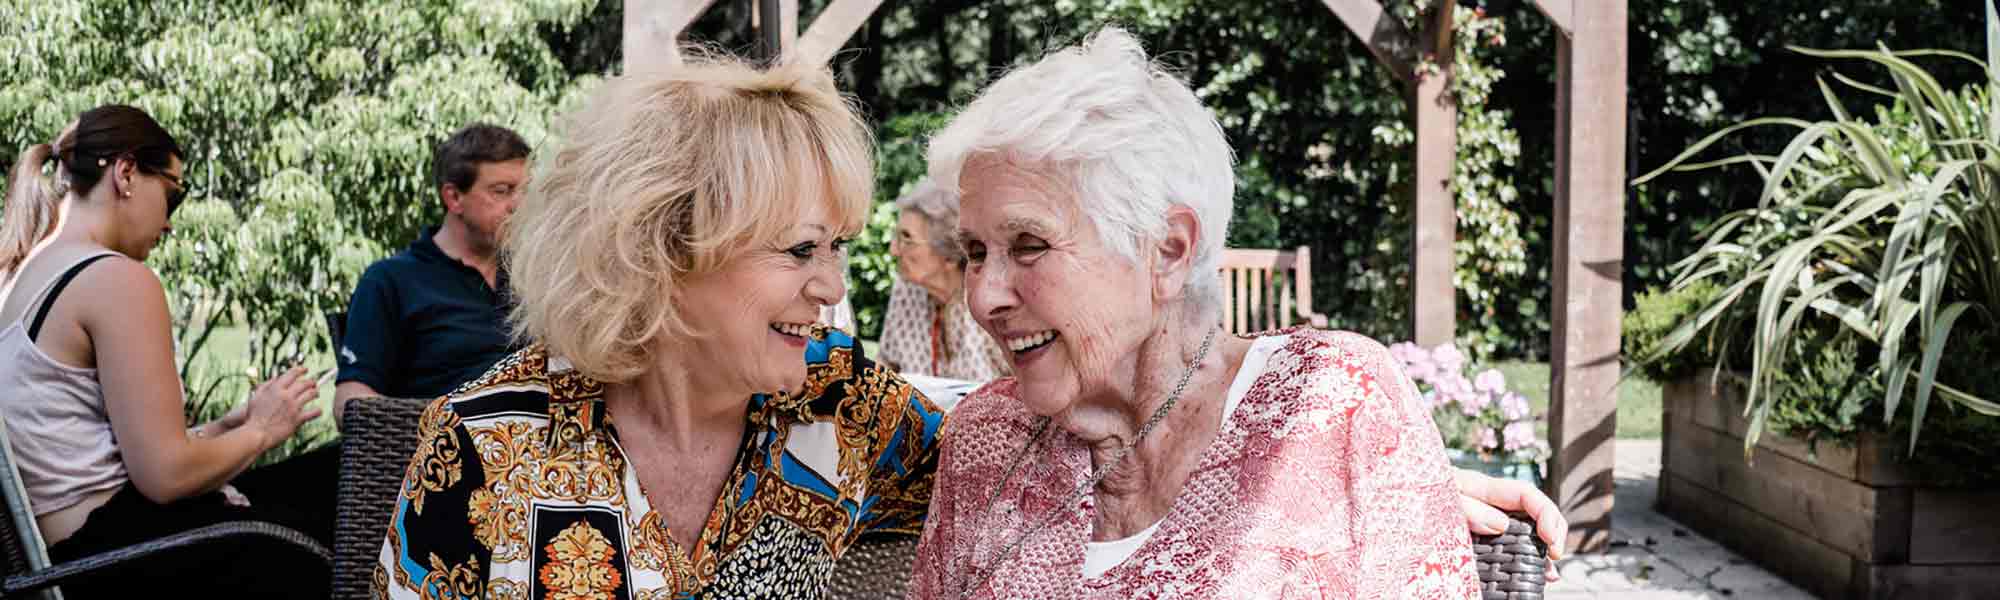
xmin=1081 ymin=334 xmax=1291 ymax=578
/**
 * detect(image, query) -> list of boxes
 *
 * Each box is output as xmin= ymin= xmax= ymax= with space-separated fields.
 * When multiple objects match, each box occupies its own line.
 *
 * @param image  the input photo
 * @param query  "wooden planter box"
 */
xmin=1659 ymin=370 xmax=2000 ymax=599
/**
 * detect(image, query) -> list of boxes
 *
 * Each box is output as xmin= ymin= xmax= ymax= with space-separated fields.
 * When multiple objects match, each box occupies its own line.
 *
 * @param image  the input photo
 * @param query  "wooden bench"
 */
xmin=1219 ymin=246 xmax=1328 ymax=335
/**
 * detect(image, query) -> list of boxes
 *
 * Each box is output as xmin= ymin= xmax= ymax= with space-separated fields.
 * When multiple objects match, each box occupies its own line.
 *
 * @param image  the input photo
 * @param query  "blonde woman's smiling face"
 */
xmin=673 ymin=198 xmax=851 ymax=396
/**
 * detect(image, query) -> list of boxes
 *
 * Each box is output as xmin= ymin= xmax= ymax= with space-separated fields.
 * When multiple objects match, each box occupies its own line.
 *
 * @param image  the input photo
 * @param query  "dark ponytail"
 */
xmin=0 ymin=105 xmax=181 ymax=276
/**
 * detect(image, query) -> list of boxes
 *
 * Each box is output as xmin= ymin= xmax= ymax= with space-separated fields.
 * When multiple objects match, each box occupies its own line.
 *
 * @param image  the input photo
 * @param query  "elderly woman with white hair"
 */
xmin=877 ymin=178 xmax=1010 ymax=383
xmin=907 ymin=27 xmax=1560 ymax=598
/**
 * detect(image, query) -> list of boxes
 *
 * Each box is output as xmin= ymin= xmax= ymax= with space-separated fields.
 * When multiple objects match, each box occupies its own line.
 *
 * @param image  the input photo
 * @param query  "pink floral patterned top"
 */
xmin=907 ymin=329 xmax=1479 ymax=599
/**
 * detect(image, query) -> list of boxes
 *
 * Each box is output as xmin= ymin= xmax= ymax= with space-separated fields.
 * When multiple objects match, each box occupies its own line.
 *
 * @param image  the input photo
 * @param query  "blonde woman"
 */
xmin=373 ymin=56 xmax=943 ymax=598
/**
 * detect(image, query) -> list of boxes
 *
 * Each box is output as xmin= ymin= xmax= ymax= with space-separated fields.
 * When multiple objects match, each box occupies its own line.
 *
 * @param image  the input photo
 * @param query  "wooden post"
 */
xmin=1541 ymin=0 xmax=1625 ymax=555
xmin=1321 ymin=0 xmax=1455 ymax=347
xmin=752 ymin=0 xmax=796 ymax=64
xmin=1410 ymin=4 xmax=1456 ymax=348
xmin=622 ymin=0 xmax=719 ymax=72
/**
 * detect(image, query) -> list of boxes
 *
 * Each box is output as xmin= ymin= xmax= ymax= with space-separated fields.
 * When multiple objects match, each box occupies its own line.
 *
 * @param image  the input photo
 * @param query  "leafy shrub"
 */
xmin=1624 ymin=280 xmax=1725 ymax=382
xmin=1 ymin=0 xmax=602 ymax=460
xmin=1634 ymin=45 xmax=2000 ymax=454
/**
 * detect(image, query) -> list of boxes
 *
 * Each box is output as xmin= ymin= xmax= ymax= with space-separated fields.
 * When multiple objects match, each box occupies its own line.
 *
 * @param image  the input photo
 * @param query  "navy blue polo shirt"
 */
xmin=336 ymin=226 xmax=517 ymax=399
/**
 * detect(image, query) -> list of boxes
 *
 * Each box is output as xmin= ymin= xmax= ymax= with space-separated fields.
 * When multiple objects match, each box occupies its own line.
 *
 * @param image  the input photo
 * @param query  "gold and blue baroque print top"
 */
xmin=374 ymin=327 xmax=945 ymax=600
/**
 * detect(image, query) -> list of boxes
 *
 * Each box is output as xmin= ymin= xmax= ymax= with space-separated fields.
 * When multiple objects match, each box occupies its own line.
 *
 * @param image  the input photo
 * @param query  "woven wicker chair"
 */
xmin=1474 ymin=514 xmax=1552 ymax=600
xmin=825 ymin=535 xmax=920 ymax=599
xmin=330 ymin=396 xmax=429 ymax=600
xmin=0 ymin=409 xmax=329 ymax=599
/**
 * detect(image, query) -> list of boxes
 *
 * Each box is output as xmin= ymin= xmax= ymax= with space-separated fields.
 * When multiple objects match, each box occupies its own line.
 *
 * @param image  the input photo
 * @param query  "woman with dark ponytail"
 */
xmin=0 ymin=105 xmax=332 ymax=598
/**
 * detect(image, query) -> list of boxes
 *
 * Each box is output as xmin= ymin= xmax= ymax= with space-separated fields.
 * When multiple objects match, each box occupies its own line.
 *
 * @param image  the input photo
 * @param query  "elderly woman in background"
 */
xmin=375 ymin=56 xmax=943 ymax=599
xmin=908 ymin=28 xmax=1558 ymax=598
xmin=877 ymin=178 xmax=1009 ymax=382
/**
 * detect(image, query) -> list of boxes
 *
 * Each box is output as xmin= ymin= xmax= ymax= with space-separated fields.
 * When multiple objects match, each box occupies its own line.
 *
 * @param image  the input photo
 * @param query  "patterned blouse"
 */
xmin=907 ymin=329 xmax=1479 ymax=599
xmin=876 ymin=278 xmax=1008 ymax=383
xmin=374 ymin=328 xmax=945 ymax=600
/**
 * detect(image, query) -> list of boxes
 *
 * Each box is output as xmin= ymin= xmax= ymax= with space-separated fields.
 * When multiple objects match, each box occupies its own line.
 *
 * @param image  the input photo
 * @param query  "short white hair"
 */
xmin=928 ymin=26 xmax=1235 ymax=315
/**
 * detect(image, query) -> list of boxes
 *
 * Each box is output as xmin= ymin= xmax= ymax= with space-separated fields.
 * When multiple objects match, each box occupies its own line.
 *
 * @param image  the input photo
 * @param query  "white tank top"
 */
xmin=0 ymin=251 xmax=130 ymax=516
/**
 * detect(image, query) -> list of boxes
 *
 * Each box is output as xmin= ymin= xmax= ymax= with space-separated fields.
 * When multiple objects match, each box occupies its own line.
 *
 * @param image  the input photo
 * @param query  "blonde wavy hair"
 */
xmin=505 ymin=55 xmax=874 ymax=383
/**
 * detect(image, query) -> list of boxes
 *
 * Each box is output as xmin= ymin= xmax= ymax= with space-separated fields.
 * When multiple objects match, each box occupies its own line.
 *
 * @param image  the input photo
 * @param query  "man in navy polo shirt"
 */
xmin=334 ymin=124 xmax=529 ymax=411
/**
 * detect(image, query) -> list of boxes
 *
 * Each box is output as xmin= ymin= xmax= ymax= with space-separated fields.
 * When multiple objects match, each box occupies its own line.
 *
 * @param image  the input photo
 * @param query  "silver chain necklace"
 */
xmin=953 ymin=328 xmax=1218 ymax=600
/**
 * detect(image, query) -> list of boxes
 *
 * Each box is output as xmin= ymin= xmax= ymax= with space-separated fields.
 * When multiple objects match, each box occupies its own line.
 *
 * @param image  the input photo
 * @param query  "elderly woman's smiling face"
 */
xmin=958 ymin=156 xmax=1159 ymax=415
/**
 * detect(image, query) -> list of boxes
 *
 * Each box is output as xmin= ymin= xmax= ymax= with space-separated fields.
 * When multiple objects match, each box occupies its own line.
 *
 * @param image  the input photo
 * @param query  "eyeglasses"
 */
xmin=133 ymin=163 xmax=188 ymax=217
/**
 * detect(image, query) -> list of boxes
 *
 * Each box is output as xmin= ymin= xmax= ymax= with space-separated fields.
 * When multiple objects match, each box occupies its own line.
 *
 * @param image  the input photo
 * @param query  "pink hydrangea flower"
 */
xmin=1478 ymin=427 xmax=1500 ymax=450
xmin=1388 ymin=341 xmax=1427 ymax=365
xmin=1499 ymin=392 xmax=1531 ymax=421
xmin=1402 ymin=358 xmax=1437 ymax=384
xmin=1452 ymin=378 xmax=1489 ymax=416
xmin=1430 ymin=344 xmax=1466 ymax=375
xmin=1503 ymin=421 xmax=1537 ymax=451
xmin=1389 ymin=342 xmax=1436 ymax=382
xmin=1473 ymin=368 xmax=1507 ymax=395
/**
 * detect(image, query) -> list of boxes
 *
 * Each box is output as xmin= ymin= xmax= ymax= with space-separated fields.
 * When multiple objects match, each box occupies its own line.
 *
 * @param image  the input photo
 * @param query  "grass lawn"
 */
xmin=1492 ymin=360 xmax=1662 ymax=439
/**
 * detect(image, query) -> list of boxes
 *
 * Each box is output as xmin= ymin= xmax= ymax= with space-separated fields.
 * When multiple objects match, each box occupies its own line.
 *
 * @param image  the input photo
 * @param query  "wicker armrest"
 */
xmin=1472 ymin=514 xmax=1550 ymax=599
xmin=332 ymin=396 xmax=430 ymax=600
xmin=2 ymin=520 xmax=329 ymax=595
xmin=825 ymin=533 xmax=919 ymax=600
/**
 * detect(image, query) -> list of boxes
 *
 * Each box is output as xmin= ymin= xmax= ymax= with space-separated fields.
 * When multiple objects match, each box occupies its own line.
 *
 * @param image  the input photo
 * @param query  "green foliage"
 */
xmin=1635 ymin=46 xmax=2000 ymax=453
xmin=1759 ymin=324 xmax=1878 ymax=444
xmin=1 ymin=0 xmax=605 ymax=455
xmin=1500 ymin=1 xmax=1985 ymax=361
xmin=1623 ymin=280 xmax=1724 ymax=382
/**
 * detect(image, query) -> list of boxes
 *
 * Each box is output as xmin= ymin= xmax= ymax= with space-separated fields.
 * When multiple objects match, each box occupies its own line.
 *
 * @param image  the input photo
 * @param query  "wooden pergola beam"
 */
xmin=623 ymin=0 xmax=720 ymax=72
xmin=781 ymin=0 xmax=799 ymax=52
xmin=787 ymin=0 xmax=887 ymax=67
xmin=1532 ymin=0 xmax=1575 ymax=35
xmin=1320 ymin=0 xmax=1419 ymax=82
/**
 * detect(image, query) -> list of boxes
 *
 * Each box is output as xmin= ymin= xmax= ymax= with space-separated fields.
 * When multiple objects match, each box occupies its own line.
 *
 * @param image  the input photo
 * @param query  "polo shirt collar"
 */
xmin=409 ymin=225 xmax=451 ymax=264
xmin=412 ymin=225 xmax=508 ymax=293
